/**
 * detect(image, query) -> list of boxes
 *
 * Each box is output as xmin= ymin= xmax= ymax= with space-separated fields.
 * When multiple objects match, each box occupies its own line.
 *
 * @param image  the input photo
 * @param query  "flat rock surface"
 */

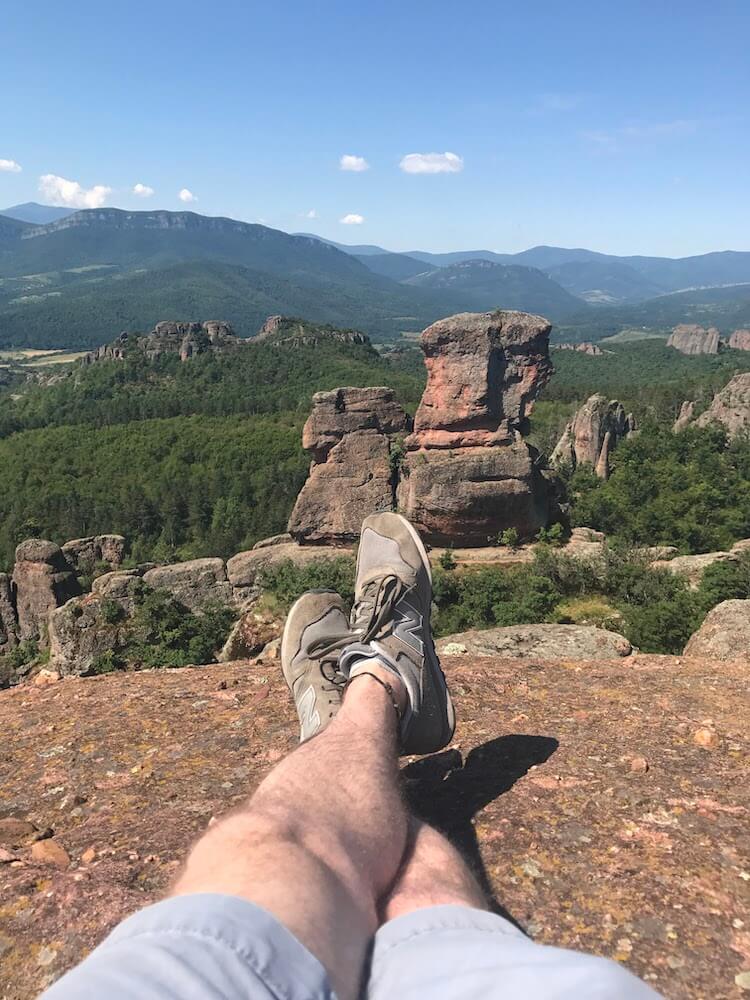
xmin=0 ymin=654 xmax=748 ymax=999
xmin=436 ymin=623 xmax=633 ymax=659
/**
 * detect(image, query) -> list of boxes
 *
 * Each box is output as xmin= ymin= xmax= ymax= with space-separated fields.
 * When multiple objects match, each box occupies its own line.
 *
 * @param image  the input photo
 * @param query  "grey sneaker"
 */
xmin=339 ymin=512 xmax=455 ymax=756
xmin=281 ymin=590 xmax=349 ymax=742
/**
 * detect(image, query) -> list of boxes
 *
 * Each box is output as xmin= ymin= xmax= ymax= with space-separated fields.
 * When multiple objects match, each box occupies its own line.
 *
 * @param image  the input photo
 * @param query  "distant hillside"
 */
xmin=1 ymin=202 xmax=76 ymax=225
xmin=405 ymin=259 xmax=583 ymax=318
xmin=557 ymin=284 xmax=750 ymax=343
xmin=0 ymin=259 xmax=443 ymax=349
xmin=544 ymin=259 xmax=664 ymax=303
xmin=355 ymin=251 xmax=434 ymax=281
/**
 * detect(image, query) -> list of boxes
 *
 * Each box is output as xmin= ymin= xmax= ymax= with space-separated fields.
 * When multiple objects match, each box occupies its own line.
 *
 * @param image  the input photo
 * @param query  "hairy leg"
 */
xmin=380 ymin=820 xmax=488 ymax=923
xmin=172 ymin=662 xmax=408 ymax=1000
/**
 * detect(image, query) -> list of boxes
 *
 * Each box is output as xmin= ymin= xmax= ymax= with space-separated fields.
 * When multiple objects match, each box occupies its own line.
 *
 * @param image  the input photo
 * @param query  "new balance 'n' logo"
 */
xmin=393 ymin=598 xmax=424 ymax=656
xmin=297 ymin=684 xmax=320 ymax=739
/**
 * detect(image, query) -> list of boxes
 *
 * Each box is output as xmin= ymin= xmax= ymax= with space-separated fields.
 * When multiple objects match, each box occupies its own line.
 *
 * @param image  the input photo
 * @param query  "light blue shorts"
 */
xmin=41 ymin=893 xmax=659 ymax=999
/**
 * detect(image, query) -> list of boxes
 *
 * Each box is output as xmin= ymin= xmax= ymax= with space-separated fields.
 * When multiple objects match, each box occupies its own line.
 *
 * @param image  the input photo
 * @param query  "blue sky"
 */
xmin=2 ymin=0 xmax=748 ymax=256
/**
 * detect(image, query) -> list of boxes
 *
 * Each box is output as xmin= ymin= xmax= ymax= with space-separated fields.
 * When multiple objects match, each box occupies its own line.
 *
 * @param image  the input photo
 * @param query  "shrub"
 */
xmin=89 ymin=650 xmax=121 ymax=675
xmin=100 ymin=598 xmax=125 ymax=624
xmin=697 ymin=551 xmax=750 ymax=611
xmin=121 ymin=584 xmax=235 ymax=668
xmin=438 ymin=548 xmax=457 ymax=571
xmin=535 ymin=523 xmax=566 ymax=546
xmin=259 ymin=558 xmax=356 ymax=610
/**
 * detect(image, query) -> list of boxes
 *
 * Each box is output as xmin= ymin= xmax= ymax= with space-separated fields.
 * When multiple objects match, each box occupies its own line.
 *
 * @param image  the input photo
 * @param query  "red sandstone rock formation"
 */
xmin=396 ymin=311 xmax=557 ymax=544
xmin=667 ymin=324 xmax=721 ymax=355
xmin=11 ymin=540 xmax=81 ymax=642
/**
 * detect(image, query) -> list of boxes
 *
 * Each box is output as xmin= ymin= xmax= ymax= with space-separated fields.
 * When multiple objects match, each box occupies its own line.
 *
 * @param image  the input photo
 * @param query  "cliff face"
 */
xmin=695 ymin=372 xmax=750 ymax=437
xmin=667 ymin=324 xmax=721 ymax=355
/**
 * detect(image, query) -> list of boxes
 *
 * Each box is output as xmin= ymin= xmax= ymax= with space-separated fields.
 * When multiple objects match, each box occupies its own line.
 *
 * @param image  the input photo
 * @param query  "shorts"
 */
xmin=41 ymin=892 xmax=659 ymax=999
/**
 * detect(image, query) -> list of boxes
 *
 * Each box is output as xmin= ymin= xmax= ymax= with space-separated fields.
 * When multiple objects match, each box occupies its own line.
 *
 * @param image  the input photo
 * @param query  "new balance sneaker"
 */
xmin=339 ymin=512 xmax=455 ymax=756
xmin=281 ymin=590 xmax=350 ymax=743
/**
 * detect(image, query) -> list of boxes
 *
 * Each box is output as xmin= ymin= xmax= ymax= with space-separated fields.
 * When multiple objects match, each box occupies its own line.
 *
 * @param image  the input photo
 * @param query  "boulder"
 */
xmin=143 ymin=558 xmax=233 ymax=612
xmin=217 ymin=605 xmax=282 ymax=662
xmin=652 ymin=550 xmax=738 ymax=588
xmin=61 ymin=534 xmax=126 ymax=577
xmin=252 ymin=533 xmax=293 ymax=550
xmin=684 ymin=600 xmax=750 ymax=660
xmin=550 ymin=394 xmax=636 ymax=479
xmin=728 ymin=329 xmax=750 ymax=351
xmin=287 ymin=387 xmax=410 ymax=543
xmin=0 ymin=573 xmax=17 ymax=650
xmin=695 ymin=373 xmax=750 ymax=438
xmin=48 ymin=593 xmax=125 ymax=676
xmin=554 ymin=342 xmax=603 ymax=356
xmin=11 ymin=539 xmax=81 ymax=642
xmin=436 ymin=624 xmax=632 ymax=659
xmin=667 ymin=324 xmax=721 ymax=355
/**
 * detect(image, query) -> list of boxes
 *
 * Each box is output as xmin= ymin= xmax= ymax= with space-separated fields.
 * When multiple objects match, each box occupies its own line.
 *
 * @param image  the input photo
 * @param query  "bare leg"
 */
xmin=172 ymin=662 xmax=408 ymax=1000
xmin=381 ymin=820 xmax=488 ymax=923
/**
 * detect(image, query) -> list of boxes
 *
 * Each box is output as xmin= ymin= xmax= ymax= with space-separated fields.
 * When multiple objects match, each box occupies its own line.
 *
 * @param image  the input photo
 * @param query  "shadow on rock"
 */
xmin=402 ymin=734 xmax=559 ymax=927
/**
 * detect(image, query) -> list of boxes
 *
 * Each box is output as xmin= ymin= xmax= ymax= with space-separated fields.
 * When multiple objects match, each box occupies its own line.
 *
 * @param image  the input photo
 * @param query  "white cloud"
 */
xmin=339 ymin=154 xmax=369 ymax=172
xmin=178 ymin=188 xmax=197 ymax=203
xmin=0 ymin=159 xmax=22 ymax=173
xmin=399 ymin=152 xmax=464 ymax=174
xmin=340 ymin=213 xmax=364 ymax=225
xmin=305 ymin=209 xmax=318 ymax=219
xmin=133 ymin=182 xmax=154 ymax=197
xmin=38 ymin=174 xmax=111 ymax=208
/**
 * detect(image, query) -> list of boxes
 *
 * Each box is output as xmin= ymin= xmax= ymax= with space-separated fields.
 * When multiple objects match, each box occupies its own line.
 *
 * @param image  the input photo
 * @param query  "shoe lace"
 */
xmin=307 ymin=574 xmax=406 ymax=663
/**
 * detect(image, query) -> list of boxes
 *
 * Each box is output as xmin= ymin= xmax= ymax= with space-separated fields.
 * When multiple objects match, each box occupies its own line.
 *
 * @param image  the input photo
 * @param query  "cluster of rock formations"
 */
xmin=550 ymin=394 xmax=636 ymax=479
xmin=256 ymin=315 xmax=369 ymax=347
xmin=82 ymin=321 xmax=240 ymax=365
xmin=290 ymin=310 xmax=560 ymax=545
xmin=667 ymin=323 xmax=750 ymax=356
xmin=0 ymin=535 xmax=125 ymax=656
xmin=674 ymin=373 xmax=750 ymax=438
xmin=553 ymin=342 xmax=603 ymax=356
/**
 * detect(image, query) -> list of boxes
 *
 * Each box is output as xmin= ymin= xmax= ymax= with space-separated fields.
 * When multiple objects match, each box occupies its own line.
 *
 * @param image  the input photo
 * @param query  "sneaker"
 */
xmin=281 ymin=590 xmax=350 ymax=743
xmin=339 ymin=513 xmax=455 ymax=756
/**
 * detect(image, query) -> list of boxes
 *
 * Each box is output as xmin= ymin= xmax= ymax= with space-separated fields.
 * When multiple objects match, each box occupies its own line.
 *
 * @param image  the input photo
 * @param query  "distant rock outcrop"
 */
xmin=728 ymin=329 xmax=750 ymax=351
xmin=550 ymin=394 xmax=636 ymax=479
xmin=667 ymin=324 xmax=721 ymax=355
xmin=395 ymin=310 xmax=558 ymax=544
xmin=684 ymin=599 xmax=750 ymax=659
xmin=256 ymin=315 xmax=369 ymax=347
xmin=673 ymin=400 xmax=695 ymax=433
xmin=11 ymin=540 xmax=81 ymax=641
xmin=694 ymin=373 xmax=750 ymax=438
xmin=288 ymin=387 xmax=411 ymax=543
xmin=83 ymin=320 xmax=239 ymax=365
xmin=554 ymin=342 xmax=603 ymax=356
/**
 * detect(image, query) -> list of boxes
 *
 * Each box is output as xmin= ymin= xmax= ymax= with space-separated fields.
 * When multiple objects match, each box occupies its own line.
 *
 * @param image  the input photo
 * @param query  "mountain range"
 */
xmin=0 ymin=203 xmax=748 ymax=349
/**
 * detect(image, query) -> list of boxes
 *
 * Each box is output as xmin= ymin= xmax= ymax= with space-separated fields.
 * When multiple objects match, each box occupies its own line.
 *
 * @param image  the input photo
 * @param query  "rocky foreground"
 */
xmin=1 ymin=655 xmax=748 ymax=998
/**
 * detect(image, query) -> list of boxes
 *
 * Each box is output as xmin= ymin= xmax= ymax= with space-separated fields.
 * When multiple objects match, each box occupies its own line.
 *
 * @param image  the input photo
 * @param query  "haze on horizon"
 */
xmin=2 ymin=0 xmax=748 ymax=258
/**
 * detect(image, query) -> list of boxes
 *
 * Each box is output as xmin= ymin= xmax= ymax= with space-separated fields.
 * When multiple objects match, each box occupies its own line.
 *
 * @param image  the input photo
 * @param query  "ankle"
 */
xmin=347 ymin=658 xmax=408 ymax=715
